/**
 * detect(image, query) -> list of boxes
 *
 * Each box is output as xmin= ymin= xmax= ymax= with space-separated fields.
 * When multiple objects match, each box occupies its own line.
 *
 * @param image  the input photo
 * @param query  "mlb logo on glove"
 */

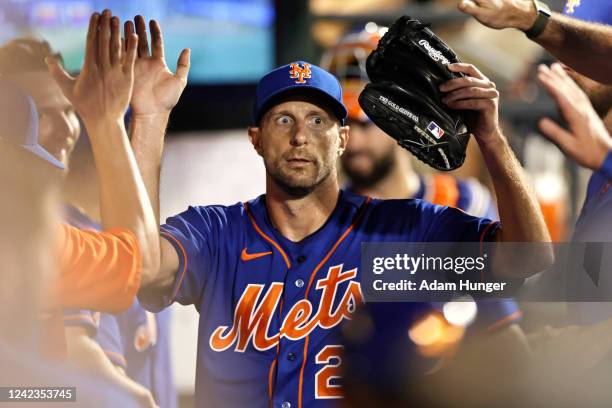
xmin=427 ymin=121 xmax=445 ymax=139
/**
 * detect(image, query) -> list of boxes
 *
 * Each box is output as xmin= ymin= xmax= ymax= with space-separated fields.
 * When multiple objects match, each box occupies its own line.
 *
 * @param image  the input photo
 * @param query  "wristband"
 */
xmin=524 ymin=0 xmax=552 ymax=38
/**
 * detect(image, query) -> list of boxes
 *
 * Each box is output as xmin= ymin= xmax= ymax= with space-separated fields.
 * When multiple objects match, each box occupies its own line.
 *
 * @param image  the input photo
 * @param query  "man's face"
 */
xmin=11 ymin=71 xmax=80 ymax=167
xmin=341 ymin=119 xmax=396 ymax=187
xmin=249 ymin=98 xmax=348 ymax=196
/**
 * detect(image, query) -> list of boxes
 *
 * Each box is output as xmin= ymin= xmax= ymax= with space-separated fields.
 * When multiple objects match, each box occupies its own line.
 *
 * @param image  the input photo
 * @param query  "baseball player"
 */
xmin=0 ymin=82 xmax=144 ymax=408
xmin=118 ymin=28 xmax=551 ymax=408
xmin=537 ymin=3 xmax=612 ymax=325
xmin=59 ymin=14 xmax=180 ymax=405
xmin=0 ymin=74 xmax=142 ymax=364
xmin=43 ymin=9 xmax=550 ymax=408
xmin=0 ymin=38 xmax=151 ymax=316
xmin=0 ymin=18 xmax=179 ymax=408
xmin=2 ymin=17 xmax=182 ymax=392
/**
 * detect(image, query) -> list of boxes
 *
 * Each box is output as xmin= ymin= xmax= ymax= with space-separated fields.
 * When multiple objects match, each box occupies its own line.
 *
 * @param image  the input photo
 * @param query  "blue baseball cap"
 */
xmin=0 ymin=79 xmax=65 ymax=169
xmin=563 ymin=0 xmax=612 ymax=25
xmin=253 ymin=61 xmax=348 ymax=125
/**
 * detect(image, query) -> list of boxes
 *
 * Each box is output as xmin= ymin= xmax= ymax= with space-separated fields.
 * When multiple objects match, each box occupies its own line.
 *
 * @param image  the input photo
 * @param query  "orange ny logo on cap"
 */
xmin=565 ymin=0 xmax=581 ymax=13
xmin=289 ymin=62 xmax=312 ymax=84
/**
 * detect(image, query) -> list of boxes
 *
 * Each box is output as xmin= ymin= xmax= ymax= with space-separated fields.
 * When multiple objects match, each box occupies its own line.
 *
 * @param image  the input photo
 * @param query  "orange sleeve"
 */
xmin=53 ymin=224 xmax=141 ymax=313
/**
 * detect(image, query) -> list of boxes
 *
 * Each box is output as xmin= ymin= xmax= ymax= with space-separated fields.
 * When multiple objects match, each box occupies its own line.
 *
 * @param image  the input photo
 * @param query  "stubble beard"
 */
xmin=266 ymin=159 xmax=333 ymax=198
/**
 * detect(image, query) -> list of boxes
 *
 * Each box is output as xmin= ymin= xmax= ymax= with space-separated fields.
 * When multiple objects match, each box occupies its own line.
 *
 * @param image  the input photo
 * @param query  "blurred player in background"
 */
xmin=460 ymin=0 xmax=612 ymax=396
xmin=62 ymin=14 xmax=182 ymax=407
xmin=537 ymin=2 xmax=612 ymax=343
xmin=0 ymin=12 xmax=179 ymax=407
xmin=0 ymin=79 xmax=143 ymax=408
xmin=0 ymin=79 xmax=64 ymax=355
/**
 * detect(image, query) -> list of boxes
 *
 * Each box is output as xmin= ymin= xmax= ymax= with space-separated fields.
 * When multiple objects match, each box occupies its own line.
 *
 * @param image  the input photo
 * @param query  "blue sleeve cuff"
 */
xmin=139 ymin=229 xmax=188 ymax=312
xmin=599 ymin=150 xmax=612 ymax=181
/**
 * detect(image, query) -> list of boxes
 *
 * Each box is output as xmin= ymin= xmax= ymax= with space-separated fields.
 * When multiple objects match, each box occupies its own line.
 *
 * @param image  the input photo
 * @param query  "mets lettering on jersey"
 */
xmin=143 ymin=191 xmax=513 ymax=408
xmin=209 ymin=264 xmax=362 ymax=353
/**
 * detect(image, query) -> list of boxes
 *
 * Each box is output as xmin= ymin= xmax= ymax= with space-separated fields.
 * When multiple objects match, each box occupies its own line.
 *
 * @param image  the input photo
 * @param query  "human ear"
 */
xmin=337 ymin=125 xmax=350 ymax=156
xmin=248 ymin=127 xmax=264 ymax=156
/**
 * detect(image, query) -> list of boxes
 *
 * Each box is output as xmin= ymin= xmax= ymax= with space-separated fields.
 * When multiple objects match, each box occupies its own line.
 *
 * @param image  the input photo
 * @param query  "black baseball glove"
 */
xmin=358 ymin=16 xmax=470 ymax=171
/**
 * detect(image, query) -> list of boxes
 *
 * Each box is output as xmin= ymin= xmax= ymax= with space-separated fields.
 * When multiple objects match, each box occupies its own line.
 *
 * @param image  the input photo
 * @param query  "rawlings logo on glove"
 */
xmin=418 ymin=39 xmax=450 ymax=65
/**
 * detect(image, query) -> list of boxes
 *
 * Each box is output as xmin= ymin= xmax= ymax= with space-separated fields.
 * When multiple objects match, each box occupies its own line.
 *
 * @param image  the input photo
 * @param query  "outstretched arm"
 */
xmin=46 ymin=10 xmax=160 ymax=285
xmin=458 ymin=0 xmax=612 ymax=84
xmin=126 ymin=15 xmax=191 ymax=293
xmin=441 ymin=63 xmax=553 ymax=277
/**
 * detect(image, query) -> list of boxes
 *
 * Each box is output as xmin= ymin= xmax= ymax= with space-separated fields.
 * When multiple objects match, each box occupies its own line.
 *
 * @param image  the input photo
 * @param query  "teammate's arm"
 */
xmin=64 ymin=326 xmax=158 ymax=408
xmin=46 ymin=11 xmax=161 ymax=285
xmin=56 ymin=224 xmax=141 ymax=313
xmin=457 ymin=0 xmax=612 ymax=84
xmin=126 ymin=16 xmax=190 ymax=293
xmin=441 ymin=63 xmax=553 ymax=277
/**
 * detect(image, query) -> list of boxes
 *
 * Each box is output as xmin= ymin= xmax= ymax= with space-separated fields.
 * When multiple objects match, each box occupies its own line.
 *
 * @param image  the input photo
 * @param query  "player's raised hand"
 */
xmin=537 ymin=62 xmax=612 ymax=171
xmin=457 ymin=0 xmax=538 ymax=31
xmin=440 ymin=62 xmax=500 ymax=145
xmin=126 ymin=15 xmax=190 ymax=118
xmin=45 ymin=10 xmax=138 ymax=125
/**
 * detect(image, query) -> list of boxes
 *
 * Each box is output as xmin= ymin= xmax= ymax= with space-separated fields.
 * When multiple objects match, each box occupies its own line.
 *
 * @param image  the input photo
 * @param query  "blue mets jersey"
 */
xmin=143 ymin=190 xmax=519 ymax=408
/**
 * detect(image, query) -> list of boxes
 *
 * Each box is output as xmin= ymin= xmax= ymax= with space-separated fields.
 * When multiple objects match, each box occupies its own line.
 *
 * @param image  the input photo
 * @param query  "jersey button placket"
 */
xmin=295 ymin=256 xmax=306 ymax=289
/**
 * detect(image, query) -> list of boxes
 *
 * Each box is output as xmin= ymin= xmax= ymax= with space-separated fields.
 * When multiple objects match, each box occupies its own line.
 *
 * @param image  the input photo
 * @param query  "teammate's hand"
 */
xmin=126 ymin=15 xmax=190 ymax=118
xmin=46 ymin=10 xmax=137 ymax=126
xmin=537 ymin=63 xmax=612 ymax=171
xmin=457 ymin=0 xmax=538 ymax=31
xmin=440 ymin=63 xmax=501 ymax=146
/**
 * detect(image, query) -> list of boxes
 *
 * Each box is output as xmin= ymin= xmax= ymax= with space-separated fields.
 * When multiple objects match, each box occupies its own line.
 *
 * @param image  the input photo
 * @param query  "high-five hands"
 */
xmin=126 ymin=15 xmax=190 ymax=118
xmin=46 ymin=10 xmax=137 ymax=126
xmin=537 ymin=63 xmax=612 ymax=171
xmin=457 ymin=0 xmax=537 ymax=31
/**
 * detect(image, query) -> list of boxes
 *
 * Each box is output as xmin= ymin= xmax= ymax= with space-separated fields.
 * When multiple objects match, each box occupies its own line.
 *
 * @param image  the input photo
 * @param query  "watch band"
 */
xmin=524 ymin=0 xmax=552 ymax=38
